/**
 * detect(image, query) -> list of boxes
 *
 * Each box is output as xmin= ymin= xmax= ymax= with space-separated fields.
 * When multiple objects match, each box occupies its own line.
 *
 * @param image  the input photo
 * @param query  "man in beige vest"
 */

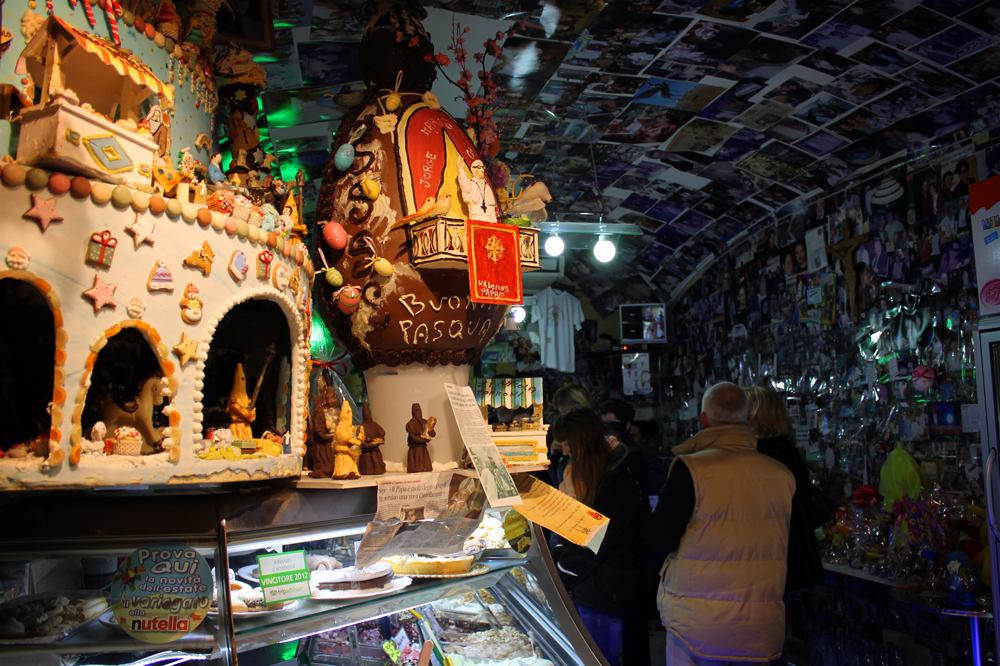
xmin=650 ymin=382 xmax=794 ymax=665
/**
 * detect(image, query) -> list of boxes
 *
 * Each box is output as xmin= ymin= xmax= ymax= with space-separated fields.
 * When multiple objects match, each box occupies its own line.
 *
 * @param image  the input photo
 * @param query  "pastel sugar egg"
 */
xmin=323 ymin=222 xmax=347 ymax=250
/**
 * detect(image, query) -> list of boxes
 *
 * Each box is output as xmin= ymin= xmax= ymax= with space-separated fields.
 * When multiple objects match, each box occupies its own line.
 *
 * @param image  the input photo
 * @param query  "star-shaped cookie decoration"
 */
xmin=126 ymin=213 xmax=156 ymax=247
xmin=82 ymin=275 xmax=117 ymax=313
xmin=23 ymin=194 xmax=64 ymax=231
xmin=173 ymin=332 xmax=199 ymax=366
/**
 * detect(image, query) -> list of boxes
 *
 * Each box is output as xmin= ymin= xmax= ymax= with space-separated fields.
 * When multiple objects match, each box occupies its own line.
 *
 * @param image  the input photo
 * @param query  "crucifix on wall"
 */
xmin=827 ymin=233 xmax=868 ymax=323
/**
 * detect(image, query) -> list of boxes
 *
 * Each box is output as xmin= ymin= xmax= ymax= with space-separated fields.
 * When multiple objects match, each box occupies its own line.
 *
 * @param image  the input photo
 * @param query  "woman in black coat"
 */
xmin=746 ymin=384 xmax=829 ymax=666
xmin=548 ymin=405 xmax=648 ymax=666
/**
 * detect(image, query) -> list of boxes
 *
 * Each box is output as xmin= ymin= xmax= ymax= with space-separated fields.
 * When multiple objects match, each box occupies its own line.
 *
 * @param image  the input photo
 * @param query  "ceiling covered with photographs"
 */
xmin=258 ymin=0 xmax=1000 ymax=316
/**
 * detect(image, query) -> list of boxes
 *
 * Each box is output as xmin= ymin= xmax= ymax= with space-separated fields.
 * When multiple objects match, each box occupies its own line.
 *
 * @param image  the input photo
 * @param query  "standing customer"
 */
xmin=549 ymin=405 xmax=647 ymax=666
xmin=746 ymin=384 xmax=827 ymax=666
xmin=548 ymin=385 xmax=599 ymax=488
xmin=650 ymin=382 xmax=794 ymax=665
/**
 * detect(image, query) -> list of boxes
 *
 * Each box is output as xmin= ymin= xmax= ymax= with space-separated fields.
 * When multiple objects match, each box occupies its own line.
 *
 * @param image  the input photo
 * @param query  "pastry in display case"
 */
xmin=1 ymin=486 xmax=606 ymax=666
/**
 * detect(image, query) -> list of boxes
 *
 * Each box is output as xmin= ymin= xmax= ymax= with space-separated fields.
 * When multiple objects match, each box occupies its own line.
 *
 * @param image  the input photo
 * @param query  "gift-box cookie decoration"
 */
xmin=183 ymin=241 xmax=215 ymax=276
xmin=180 ymin=283 xmax=204 ymax=324
xmin=228 ymin=250 xmax=249 ymax=282
xmin=86 ymin=230 xmax=118 ymax=268
xmin=257 ymin=250 xmax=273 ymax=279
xmin=125 ymin=213 xmax=156 ymax=247
xmin=147 ymin=259 xmax=175 ymax=291
xmin=83 ymin=274 xmax=118 ymax=313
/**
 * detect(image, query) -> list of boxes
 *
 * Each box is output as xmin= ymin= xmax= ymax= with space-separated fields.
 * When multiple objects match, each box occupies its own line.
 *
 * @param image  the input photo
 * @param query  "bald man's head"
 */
xmin=701 ymin=382 xmax=748 ymax=427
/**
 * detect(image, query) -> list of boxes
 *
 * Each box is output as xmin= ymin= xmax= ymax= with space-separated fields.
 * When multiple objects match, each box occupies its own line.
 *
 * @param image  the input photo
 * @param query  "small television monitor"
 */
xmin=620 ymin=303 xmax=667 ymax=344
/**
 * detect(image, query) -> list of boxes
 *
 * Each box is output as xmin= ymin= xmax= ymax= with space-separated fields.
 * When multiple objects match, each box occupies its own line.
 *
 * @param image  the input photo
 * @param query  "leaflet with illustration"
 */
xmin=445 ymin=383 xmax=523 ymax=508
xmin=513 ymin=475 xmax=609 ymax=553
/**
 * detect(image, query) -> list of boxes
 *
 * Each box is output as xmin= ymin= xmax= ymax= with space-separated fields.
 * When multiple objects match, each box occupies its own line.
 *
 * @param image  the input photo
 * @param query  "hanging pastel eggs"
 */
xmin=323 ymin=267 xmax=344 ymax=287
xmin=323 ymin=221 xmax=348 ymax=250
xmin=338 ymin=285 xmax=362 ymax=313
xmin=368 ymin=257 xmax=393 ymax=277
xmin=334 ymin=144 xmax=355 ymax=171
xmin=385 ymin=92 xmax=401 ymax=112
xmin=361 ymin=179 xmax=379 ymax=200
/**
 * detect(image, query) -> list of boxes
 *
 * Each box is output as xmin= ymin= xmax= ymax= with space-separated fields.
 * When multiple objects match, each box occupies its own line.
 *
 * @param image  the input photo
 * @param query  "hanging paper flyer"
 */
xmin=444 ymin=383 xmax=523 ymax=508
xmin=512 ymin=475 xmax=609 ymax=554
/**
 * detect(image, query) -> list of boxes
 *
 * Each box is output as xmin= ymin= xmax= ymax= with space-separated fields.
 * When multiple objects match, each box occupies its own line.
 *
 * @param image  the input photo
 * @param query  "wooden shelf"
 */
xmin=285 ymin=464 xmax=549 ymax=489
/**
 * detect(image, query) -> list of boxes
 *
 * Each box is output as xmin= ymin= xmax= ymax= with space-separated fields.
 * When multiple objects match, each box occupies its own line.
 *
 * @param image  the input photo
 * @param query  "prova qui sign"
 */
xmin=111 ymin=541 xmax=213 ymax=643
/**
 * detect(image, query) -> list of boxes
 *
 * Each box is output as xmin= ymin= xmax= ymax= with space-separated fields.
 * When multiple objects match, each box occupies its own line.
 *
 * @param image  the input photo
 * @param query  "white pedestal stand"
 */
xmin=363 ymin=363 xmax=471 ymax=467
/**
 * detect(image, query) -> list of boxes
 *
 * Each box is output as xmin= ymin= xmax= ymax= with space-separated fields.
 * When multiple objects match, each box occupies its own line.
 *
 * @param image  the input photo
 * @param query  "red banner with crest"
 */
xmin=467 ymin=220 xmax=522 ymax=305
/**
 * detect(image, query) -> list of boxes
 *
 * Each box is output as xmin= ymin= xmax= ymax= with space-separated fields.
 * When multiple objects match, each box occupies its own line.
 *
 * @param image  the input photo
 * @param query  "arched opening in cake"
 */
xmin=0 ymin=277 xmax=56 ymax=452
xmin=202 ymin=299 xmax=293 ymax=440
xmin=82 ymin=328 xmax=170 ymax=454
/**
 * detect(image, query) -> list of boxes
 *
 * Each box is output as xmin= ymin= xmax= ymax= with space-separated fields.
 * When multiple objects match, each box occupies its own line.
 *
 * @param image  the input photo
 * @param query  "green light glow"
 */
xmin=277 ymin=640 xmax=299 ymax=661
xmin=310 ymin=313 xmax=337 ymax=362
xmin=253 ymin=54 xmax=285 ymax=63
xmin=280 ymin=160 xmax=305 ymax=183
xmin=265 ymin=104 xmax=300 ymax=128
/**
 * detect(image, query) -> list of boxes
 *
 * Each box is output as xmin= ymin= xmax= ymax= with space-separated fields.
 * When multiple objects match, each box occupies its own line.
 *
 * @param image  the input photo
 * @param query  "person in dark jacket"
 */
xmin=603 ymin=399 xmax=666 ymax=496
xmin=746 ymin=383 xmax=827 ymax=666
xmin=548 ymin=385 xmax=600 ymax=488
xmin=549 ymin=405 xmax=648 ymax=666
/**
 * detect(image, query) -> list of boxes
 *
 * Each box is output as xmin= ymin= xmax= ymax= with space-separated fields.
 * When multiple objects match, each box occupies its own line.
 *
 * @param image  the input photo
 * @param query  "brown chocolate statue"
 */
xmin=405 ymin=403 xmax=436 ymax=474
xmin=307 ymin=374 xmax=340 ymax=478
xmin=358 ymin=402 xmax=386 ymax=475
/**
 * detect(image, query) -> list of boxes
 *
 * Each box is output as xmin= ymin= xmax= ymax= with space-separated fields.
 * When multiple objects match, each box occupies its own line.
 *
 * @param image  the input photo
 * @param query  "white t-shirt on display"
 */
xmin=532 ymin=287 xmax=585 ymax=373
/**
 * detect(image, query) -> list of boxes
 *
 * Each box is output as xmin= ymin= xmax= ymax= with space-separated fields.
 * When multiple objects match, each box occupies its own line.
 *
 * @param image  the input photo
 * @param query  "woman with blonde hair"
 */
xmin=746 ymin=383 xmax=826 ymax=666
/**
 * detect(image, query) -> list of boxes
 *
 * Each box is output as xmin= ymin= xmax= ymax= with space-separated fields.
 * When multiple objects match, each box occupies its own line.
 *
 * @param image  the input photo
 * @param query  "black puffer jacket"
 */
xmin=549 ymin=446 xmax=648 ymax=618
xmin=756 ymin=435 xmax=825 ymax=592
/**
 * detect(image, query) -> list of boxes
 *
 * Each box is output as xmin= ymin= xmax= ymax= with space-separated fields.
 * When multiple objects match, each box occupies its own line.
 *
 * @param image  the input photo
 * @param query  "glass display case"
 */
xmin=0 ymin=480 xmax=607 ymax=666
xmin=977 ymin=314 xmax=1000 ymax=662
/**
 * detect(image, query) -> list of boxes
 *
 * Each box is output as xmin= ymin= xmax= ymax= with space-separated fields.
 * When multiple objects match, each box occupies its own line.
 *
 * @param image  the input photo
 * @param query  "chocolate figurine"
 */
xmin=405 ymin=403 xmax=436 ymax=473
xmin=332 ymin=400 xmax=362 ymax=480
xmin=307 ymin=374 xmax=339 ymax=478
xmin=358 ymin=402 xmax=386 ymax=475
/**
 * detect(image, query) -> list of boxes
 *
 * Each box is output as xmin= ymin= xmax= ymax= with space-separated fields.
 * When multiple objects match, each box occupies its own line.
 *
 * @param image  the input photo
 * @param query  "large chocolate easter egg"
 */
xmin=313 ymin=1 xmax=507 ymax=371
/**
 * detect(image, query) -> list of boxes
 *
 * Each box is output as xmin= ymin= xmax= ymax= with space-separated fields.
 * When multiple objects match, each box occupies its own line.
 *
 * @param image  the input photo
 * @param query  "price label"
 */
xmin=256 ymin=550 xmax=311 ymax=604
xmin=383 ymin=640 xmax=402 ymax=663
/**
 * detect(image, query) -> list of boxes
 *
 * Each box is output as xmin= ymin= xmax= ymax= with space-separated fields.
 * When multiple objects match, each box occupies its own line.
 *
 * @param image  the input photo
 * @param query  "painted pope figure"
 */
xmin=457 ymin=158 xmax=498 ymax=223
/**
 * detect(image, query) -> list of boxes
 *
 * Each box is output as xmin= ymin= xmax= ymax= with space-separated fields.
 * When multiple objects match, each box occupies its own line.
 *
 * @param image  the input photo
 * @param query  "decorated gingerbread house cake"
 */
xmin=0 ymin=2 xmax=311 ymax=488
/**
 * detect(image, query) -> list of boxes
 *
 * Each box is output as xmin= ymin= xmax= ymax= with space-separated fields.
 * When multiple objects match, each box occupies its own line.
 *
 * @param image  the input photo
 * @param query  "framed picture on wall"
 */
xmin=216 ymin=0 xmax=276 ymax=51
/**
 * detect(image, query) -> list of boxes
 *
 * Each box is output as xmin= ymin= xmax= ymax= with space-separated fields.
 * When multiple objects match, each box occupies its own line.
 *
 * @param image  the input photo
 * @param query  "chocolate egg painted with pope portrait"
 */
xmin=313 ymin=0 xmax=506 ymax=371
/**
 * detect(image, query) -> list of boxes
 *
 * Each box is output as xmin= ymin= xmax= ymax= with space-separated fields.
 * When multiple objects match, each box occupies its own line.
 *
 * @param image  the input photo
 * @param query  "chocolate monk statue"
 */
xmin=405 ymin=402 xmax=435 ymax=473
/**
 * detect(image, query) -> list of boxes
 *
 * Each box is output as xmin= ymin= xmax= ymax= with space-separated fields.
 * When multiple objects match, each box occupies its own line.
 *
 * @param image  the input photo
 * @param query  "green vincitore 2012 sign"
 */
xmin=257 ymin=550 xmax=312 ymax=604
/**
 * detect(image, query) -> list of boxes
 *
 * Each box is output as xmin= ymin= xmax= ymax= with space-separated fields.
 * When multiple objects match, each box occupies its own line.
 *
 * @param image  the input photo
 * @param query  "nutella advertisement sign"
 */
xmin=971 ymin=174 xmax=1000 ymax=316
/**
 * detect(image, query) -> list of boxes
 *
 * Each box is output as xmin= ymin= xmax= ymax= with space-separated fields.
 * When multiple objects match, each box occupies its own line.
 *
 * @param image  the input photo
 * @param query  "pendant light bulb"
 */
xmin=511 ymin=306 xmax=526 ymax=323
xmin=594 ymin=235 xmax=616 ymax=263
xmin=544 ymin=235 xmax=565 ymax=257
